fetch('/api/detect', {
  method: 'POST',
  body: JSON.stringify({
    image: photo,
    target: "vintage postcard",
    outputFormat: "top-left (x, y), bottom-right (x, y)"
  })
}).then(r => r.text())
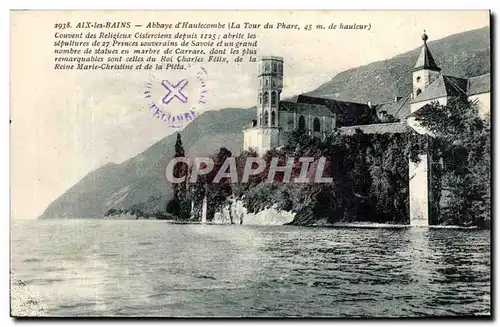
top-left (10, 10), bottom-right (491, 318)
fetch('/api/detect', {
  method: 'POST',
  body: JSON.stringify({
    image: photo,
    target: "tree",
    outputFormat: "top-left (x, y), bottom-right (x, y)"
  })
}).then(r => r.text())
top-left (208, 147), bottom-right (234, 221)
top-left (166, 133), bottom-right (189, 218)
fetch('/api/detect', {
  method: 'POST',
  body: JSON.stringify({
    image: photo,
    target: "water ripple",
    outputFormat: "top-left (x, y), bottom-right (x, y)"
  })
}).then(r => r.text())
top-left (10, 220), bottom-right (491, 317)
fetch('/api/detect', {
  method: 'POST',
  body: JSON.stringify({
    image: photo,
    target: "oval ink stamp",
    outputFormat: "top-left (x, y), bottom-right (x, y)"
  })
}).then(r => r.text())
top-left (144, 64), bottom-right (208, 128)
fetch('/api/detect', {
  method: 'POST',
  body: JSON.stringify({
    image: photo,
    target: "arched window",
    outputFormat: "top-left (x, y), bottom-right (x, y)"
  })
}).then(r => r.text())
top-left (313, 117), bottom-right (321, 132)
top-left (263, 92), bottom-right (269, 106)
top-left (259, 92), bottom-right (262, 105)
top-left (416, 88), bottom-right (422, 96)
top-left (272, 62), bottom-right (277, 72)
top-left (265, 62), bottom-right (269, 72)
top-left (416, 76), bottom-right (421, 82)
top-left (271, 92), bottom-right (276, 106)
top-left (264, 111), bottom-right (269, 126)
top-left (265, 79), bottom-right (269, 87)
top-left (298, 115), bottom-right (306, 131)
top-left (271, 111), bottom-right (276, 126)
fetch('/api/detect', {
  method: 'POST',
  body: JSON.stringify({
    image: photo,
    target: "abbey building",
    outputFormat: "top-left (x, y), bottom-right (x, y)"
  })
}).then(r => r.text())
top-left (243, 32), bottom-right (490, 226)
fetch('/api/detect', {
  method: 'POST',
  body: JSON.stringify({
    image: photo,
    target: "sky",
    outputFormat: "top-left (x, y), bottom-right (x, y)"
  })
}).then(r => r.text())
top-left (10, 10), bottom-right (489, 219)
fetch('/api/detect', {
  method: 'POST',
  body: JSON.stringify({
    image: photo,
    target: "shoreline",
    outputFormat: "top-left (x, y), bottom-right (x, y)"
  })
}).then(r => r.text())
top-left (168, 220), bottom-right (484, 230)
top-left (33, 217), bottom-right (487, 230)
top-left (310, 222), bottom-right (482, 230)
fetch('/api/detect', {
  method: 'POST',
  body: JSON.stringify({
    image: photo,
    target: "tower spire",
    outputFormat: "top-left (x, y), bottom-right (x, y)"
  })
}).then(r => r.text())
top-left (414, 30), bottom-right (440, 71)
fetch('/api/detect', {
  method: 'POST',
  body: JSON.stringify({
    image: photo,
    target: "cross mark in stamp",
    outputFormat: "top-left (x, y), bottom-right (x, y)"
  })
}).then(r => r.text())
top-left (162, 79), bottom-right (189, 105)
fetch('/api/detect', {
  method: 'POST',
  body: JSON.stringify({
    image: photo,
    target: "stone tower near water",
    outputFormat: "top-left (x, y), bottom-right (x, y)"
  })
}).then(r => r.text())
top-left (408, 31), bottom-right (441, 227)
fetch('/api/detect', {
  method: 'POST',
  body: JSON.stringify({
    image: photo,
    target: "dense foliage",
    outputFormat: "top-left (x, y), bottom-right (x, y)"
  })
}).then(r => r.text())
top-left (169, 130), bottom-right (414, 225)
top-left (279, 130), bottom-right (413, 224)
top-left (413, 99), bottom-right (490, 227)
top-left (165, 133), bottom-right (190, 219)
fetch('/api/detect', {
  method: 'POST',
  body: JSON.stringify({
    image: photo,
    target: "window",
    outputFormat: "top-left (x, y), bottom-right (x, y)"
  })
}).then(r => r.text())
top-left (271, 92), bottom-right (276, 106)
top-left (264, 111), bottom-right (269, 126)
top-left (265, 79), bottom-right (269, 87)
top-left (271, 111), bottom-right (276, 126)
top-left (416, 88), bottom-right (422, 96)
top-left (265, 62), bottom-right (269, 72)
top-left (313, 117), bottom-right (321, 132)
top-left (298, 115), bottom-right (306, 131)
top-left (259, 92), bottom-right (262, 105)
top-left (416, 76), bottom-right (421, 82)
top-left (272, 62), bottom-right (277, 72)
top-left (263, 92), bottom-right (269, 106)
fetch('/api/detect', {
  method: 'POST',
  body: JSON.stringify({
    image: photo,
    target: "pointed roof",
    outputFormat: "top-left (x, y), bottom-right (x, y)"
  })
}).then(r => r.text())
top-left (413, 31), bottom-right (441, 72)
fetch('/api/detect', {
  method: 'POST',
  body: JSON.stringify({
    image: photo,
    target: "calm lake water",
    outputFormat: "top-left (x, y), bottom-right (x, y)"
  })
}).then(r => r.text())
top-left (11, 219), bottom-right (490, 317)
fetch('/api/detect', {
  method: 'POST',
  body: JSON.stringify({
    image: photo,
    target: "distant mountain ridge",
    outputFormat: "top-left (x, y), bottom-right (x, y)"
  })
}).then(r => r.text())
top-left (307, 26), bottom-right (490, 104)
top-left (39, 26), bottom-right (490, 219)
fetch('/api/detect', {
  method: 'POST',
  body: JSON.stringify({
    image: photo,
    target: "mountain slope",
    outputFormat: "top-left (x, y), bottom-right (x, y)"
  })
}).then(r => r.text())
top-left (39, 26), bottom-right (490, 219)
top-left (40, 108), bottom-right (255, 218)
top-left (308, 27), bottom-right (490, 103)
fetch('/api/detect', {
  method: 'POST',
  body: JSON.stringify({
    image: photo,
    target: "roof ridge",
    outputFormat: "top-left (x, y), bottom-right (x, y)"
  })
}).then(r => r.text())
top-left (442, 74), bottom-right (467, 80)
top-left (298, 94), bottom-right (367, 106)
top-left (469, 72), bottom-right (491, 80)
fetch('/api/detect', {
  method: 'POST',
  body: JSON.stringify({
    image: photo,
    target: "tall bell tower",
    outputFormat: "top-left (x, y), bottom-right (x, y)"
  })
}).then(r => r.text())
top-left (257, 56), bottom-right (283, 129)
top-left (242, 57), bottom-right (284, 155)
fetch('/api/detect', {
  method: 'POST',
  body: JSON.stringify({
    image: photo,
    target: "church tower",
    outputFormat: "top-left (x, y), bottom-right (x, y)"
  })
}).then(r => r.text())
top-left (243, 57), bottom-right (284, 155)
top-left (412, 31), bottom-right (441, 99)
